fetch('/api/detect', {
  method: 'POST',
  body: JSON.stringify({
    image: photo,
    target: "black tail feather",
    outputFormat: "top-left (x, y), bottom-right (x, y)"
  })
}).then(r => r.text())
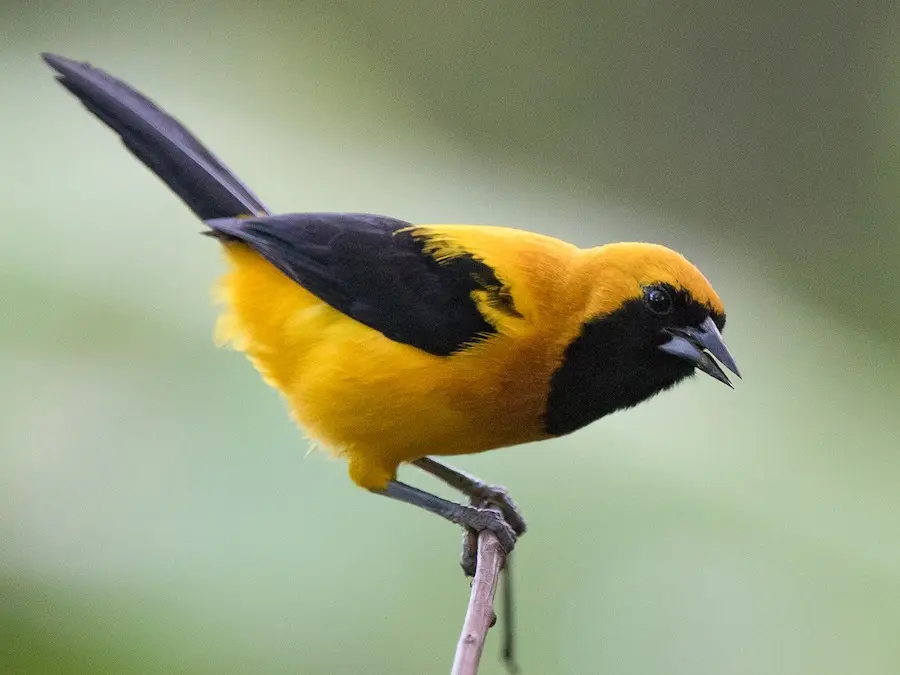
top-left (43, 53), bottom-right (270, 220)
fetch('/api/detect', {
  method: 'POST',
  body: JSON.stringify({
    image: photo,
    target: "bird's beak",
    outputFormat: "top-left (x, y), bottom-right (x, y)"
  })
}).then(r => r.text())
top-left (658, 316), bottom-right (741, 387)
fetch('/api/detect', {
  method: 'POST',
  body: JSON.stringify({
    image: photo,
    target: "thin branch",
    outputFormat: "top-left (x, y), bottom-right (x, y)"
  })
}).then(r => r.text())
top-left (451, 524), bottom-right (506, 675)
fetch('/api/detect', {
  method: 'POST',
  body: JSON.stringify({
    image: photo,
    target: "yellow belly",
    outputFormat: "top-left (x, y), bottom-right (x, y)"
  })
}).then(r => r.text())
top-left (214, 243), bottom-right (559, 490)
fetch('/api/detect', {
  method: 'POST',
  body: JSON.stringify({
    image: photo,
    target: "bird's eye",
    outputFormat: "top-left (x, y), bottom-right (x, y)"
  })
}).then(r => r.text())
top-left (644, 286), bottom-right (673, 315)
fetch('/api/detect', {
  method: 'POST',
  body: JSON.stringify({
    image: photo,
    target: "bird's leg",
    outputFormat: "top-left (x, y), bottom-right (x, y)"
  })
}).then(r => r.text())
top-left (374, 481), bottom-right (518, 558)
top-left (413, 457), bottom-right (526, 578)
top-left (410, 458), bottom-right (522, 673)
top-left (413, 457), bottom-right (526, 536)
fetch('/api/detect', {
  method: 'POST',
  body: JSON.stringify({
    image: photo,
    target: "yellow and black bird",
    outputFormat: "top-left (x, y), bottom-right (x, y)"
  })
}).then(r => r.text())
top-left (43, 54), bottom-right (739, 568)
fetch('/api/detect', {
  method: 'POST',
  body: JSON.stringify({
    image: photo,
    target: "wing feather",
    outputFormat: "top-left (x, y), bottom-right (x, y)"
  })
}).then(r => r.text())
top-left (207, 213), bottom-right (519, 355)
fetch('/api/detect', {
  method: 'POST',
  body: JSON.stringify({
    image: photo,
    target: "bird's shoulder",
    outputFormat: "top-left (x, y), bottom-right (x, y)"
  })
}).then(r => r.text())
top-left (407, 223), bottom-right (587, 327)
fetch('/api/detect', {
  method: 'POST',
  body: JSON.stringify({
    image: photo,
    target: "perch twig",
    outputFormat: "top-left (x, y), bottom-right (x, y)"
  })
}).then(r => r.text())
top-left (451, 515), bottom-right (508, 675)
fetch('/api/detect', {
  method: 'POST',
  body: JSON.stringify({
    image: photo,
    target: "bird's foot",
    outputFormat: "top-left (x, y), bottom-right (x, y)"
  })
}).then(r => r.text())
top-left (468, 483), bottom-right (527, 537)
top-left (461, 530), bottom-right (478, 577)
top-left (458, 505), bottom-right (518, 577)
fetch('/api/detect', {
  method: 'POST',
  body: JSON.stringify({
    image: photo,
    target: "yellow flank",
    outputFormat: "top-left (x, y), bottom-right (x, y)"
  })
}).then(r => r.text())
top-left (214, 226), bottom-right (722, 490)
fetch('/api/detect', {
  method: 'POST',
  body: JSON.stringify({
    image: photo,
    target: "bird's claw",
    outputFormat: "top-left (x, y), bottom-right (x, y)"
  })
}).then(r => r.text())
top-left (459, 484), bottom-right (526, 576)
top-left (461, 530), bottom-right (478, 577)
top-left (469, 483), bottom-right (527, 536)
top-left (458, 506), bottom-right (518, 577)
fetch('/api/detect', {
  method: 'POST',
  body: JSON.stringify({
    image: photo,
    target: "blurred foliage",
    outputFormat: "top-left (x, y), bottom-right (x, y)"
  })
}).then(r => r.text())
top-left (2, 1), bottom-right (900, 673)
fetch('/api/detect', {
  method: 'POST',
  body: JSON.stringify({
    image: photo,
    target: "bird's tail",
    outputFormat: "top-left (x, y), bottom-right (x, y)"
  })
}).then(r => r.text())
top-left (42, 53), bottom-right (270, 221)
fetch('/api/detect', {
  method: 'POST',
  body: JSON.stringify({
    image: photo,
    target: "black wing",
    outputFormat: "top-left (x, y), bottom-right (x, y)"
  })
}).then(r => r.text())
top-left (43, 53), bottom-right (269, 220)
top-left (207, 213), bottom-right (516, 356)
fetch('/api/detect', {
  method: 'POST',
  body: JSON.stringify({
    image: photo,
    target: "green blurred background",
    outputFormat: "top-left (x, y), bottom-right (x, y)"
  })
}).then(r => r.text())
top-left (3, 1), bottom-right (900, 673)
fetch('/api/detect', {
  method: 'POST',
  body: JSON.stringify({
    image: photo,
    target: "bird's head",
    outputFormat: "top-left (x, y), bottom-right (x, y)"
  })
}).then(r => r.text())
top-left (545, 242), bottom-right (739, 436)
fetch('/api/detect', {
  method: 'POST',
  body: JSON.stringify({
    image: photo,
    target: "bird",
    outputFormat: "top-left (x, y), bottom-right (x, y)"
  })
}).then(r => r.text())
top-left (42, 53), bottom-right (739, 573)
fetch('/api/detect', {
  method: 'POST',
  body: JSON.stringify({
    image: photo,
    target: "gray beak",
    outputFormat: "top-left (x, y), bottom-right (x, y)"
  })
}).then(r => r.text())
top-left (658, 316), bottom-right (741, 387)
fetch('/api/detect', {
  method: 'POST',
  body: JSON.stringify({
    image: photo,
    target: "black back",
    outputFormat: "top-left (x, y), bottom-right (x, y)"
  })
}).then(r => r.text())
top-left (208, 213), bottom-right (520, 356)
